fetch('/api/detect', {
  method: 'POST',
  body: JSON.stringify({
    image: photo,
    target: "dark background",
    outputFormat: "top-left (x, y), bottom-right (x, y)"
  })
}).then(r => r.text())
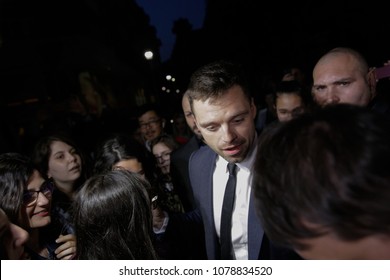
top-left (1, 0), bottom-right (389, 153)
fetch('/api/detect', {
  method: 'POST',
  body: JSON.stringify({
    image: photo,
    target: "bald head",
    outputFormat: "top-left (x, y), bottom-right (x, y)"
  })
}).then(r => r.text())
top-left (312, 47), bottom-right (375, 107)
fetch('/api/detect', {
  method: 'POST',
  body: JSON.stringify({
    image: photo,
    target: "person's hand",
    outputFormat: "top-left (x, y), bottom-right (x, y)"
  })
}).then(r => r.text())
top-left (152, 205), bottom-right (167, 231)
top-left (55, 234), bottom-right (77, 260)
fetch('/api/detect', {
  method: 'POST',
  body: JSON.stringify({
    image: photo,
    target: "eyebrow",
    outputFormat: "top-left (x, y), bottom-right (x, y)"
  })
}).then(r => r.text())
top-left (26, 180), bottom-right (46, 191)
top-left (314, 76), bottom-right (354, 86)
top-left (198, 110), bottom-right (249, 128)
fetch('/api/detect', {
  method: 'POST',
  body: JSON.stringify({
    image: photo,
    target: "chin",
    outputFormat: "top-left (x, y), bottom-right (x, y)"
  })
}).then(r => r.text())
top-left (71, 174), bottom-right (81, 181)
top-left (31, 217), bottom-right (51, 228)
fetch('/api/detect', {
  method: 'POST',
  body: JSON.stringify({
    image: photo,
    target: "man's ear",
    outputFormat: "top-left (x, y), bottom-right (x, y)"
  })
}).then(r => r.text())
top-left (250, 97), bottom-right (257, 119)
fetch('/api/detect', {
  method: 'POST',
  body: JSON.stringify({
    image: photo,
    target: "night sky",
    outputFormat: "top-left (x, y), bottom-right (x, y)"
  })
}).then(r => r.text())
top-left (135, 0), bottom-right (206, 61)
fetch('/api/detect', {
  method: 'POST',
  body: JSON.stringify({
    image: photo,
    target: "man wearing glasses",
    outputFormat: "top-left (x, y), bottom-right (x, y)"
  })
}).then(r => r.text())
top-left (136, 104), bottom-right (168, 152)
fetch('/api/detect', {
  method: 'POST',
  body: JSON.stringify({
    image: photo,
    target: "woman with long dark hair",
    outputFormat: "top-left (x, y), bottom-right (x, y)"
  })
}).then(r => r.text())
top-left (73, 170), bottom-right (158, 259)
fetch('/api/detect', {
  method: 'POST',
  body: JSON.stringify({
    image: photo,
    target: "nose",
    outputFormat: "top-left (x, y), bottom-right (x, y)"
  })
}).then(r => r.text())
top-left (221, 125), bottom-right (237, 143)
top-left (68, 152), bottom-right (78, 163)
top-left (284, 114), bottom-right (293, 122)
top-left (36, 191), bottom-right (50, 206)
top-left (324, 88), bottom-right (340, 105)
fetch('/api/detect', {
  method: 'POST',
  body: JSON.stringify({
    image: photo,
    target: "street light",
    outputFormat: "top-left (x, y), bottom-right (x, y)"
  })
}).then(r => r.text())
top-left (144, 50), bottom-right (157, 102)
top-left (144, 50), bottom-right (154, 60)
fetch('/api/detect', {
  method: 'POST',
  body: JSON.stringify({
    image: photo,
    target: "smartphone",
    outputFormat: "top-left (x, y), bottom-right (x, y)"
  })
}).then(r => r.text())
top-left (375, 64), bottom-right (390, 80)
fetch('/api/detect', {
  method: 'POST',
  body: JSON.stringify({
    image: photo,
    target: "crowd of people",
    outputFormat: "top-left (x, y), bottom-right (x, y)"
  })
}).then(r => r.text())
top-left (1, 47), bottom-right (390, 260)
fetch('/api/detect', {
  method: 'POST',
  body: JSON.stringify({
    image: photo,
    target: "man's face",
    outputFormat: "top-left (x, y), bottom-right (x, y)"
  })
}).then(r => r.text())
top-left (192, 85), bottom-right (257, 163)
top-left (312, 53), bottom-right (372, 107)
top-left (182, 95), bottom-right (202, 138)
top-left (138, 110), bottom-right (164, 142)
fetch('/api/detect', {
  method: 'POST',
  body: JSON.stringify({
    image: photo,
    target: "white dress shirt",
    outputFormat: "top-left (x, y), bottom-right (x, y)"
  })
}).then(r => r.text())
top-left (213, 139), bottom-right (257, 260)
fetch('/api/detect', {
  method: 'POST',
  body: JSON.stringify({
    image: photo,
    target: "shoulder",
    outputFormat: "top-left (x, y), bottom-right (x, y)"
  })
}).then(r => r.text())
top-left (172, 136), bottom-right (201, 160)
top-left (190, 144), bottom-right (214, 162)
top-left (189, 145), bottom-right (217, 175)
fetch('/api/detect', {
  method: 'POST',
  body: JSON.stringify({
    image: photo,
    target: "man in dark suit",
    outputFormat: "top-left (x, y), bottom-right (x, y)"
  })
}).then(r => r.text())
top-left (170, 90), bottom-right (204, 212)
top-left (186, 60), bottom-right (300, 260)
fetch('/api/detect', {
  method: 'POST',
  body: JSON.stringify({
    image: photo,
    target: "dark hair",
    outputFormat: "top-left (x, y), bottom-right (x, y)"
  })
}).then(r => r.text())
top-left (73, 170), bottom-right (158, 259)
top-left (0, 153), bottom-right (34, 223)
top-left (252, 104), bottom-right (390, 250)
top-left (187, 60), bottom-right (252, 106)
top-left (31, 132), bottom-right (88, 186)
top-left (273, 80), bottom-right (312, 107)
top-left (135, 103), bottom-right (163, 120)
top-left (150, 134), bottom-right (180, 153)
top-left (93, 133), bottom-right (156, 179)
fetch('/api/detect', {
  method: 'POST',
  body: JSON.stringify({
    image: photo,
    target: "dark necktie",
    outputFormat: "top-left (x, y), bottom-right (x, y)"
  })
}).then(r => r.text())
top-left (220, 163), bottom-right (237, 259)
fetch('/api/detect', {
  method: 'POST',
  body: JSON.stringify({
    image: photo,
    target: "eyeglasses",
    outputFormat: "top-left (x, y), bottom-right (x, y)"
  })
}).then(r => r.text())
top-left (23, 181), bottom-right (54, 207)
top-left (154, 152), bottom-right (171, 162)
top-left (139, 119), bottom-right (161, 129)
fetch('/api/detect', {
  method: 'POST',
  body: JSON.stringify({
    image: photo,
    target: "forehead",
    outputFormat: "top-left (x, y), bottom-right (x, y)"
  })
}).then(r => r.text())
top-left (182, 96), bottom-right (191, 111)
top-left (152, 142), bottom-right (171, 153)
top-left (114, 159), bottom-right (142, 171)
top-left (192, 86), bottom-right (250, 121)
top-left (139, 110), bottom-right (159, 121)
top-left (26, 170), bottom-right (45, 190)
top-left (50, 140), bottom-right (72, 153)
top-left (276, 94), bottom-right (303, 107)
top-left (314, 53), bottom-right (360, 79)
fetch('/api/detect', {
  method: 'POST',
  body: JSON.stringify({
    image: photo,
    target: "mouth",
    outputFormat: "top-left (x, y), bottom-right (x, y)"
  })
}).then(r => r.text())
top-left (34, 210), bottom-right (50, 217)
top-left (222, 144), bottom-right (242, 156)
top-left (69, 165), bottom-right (80, 172)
